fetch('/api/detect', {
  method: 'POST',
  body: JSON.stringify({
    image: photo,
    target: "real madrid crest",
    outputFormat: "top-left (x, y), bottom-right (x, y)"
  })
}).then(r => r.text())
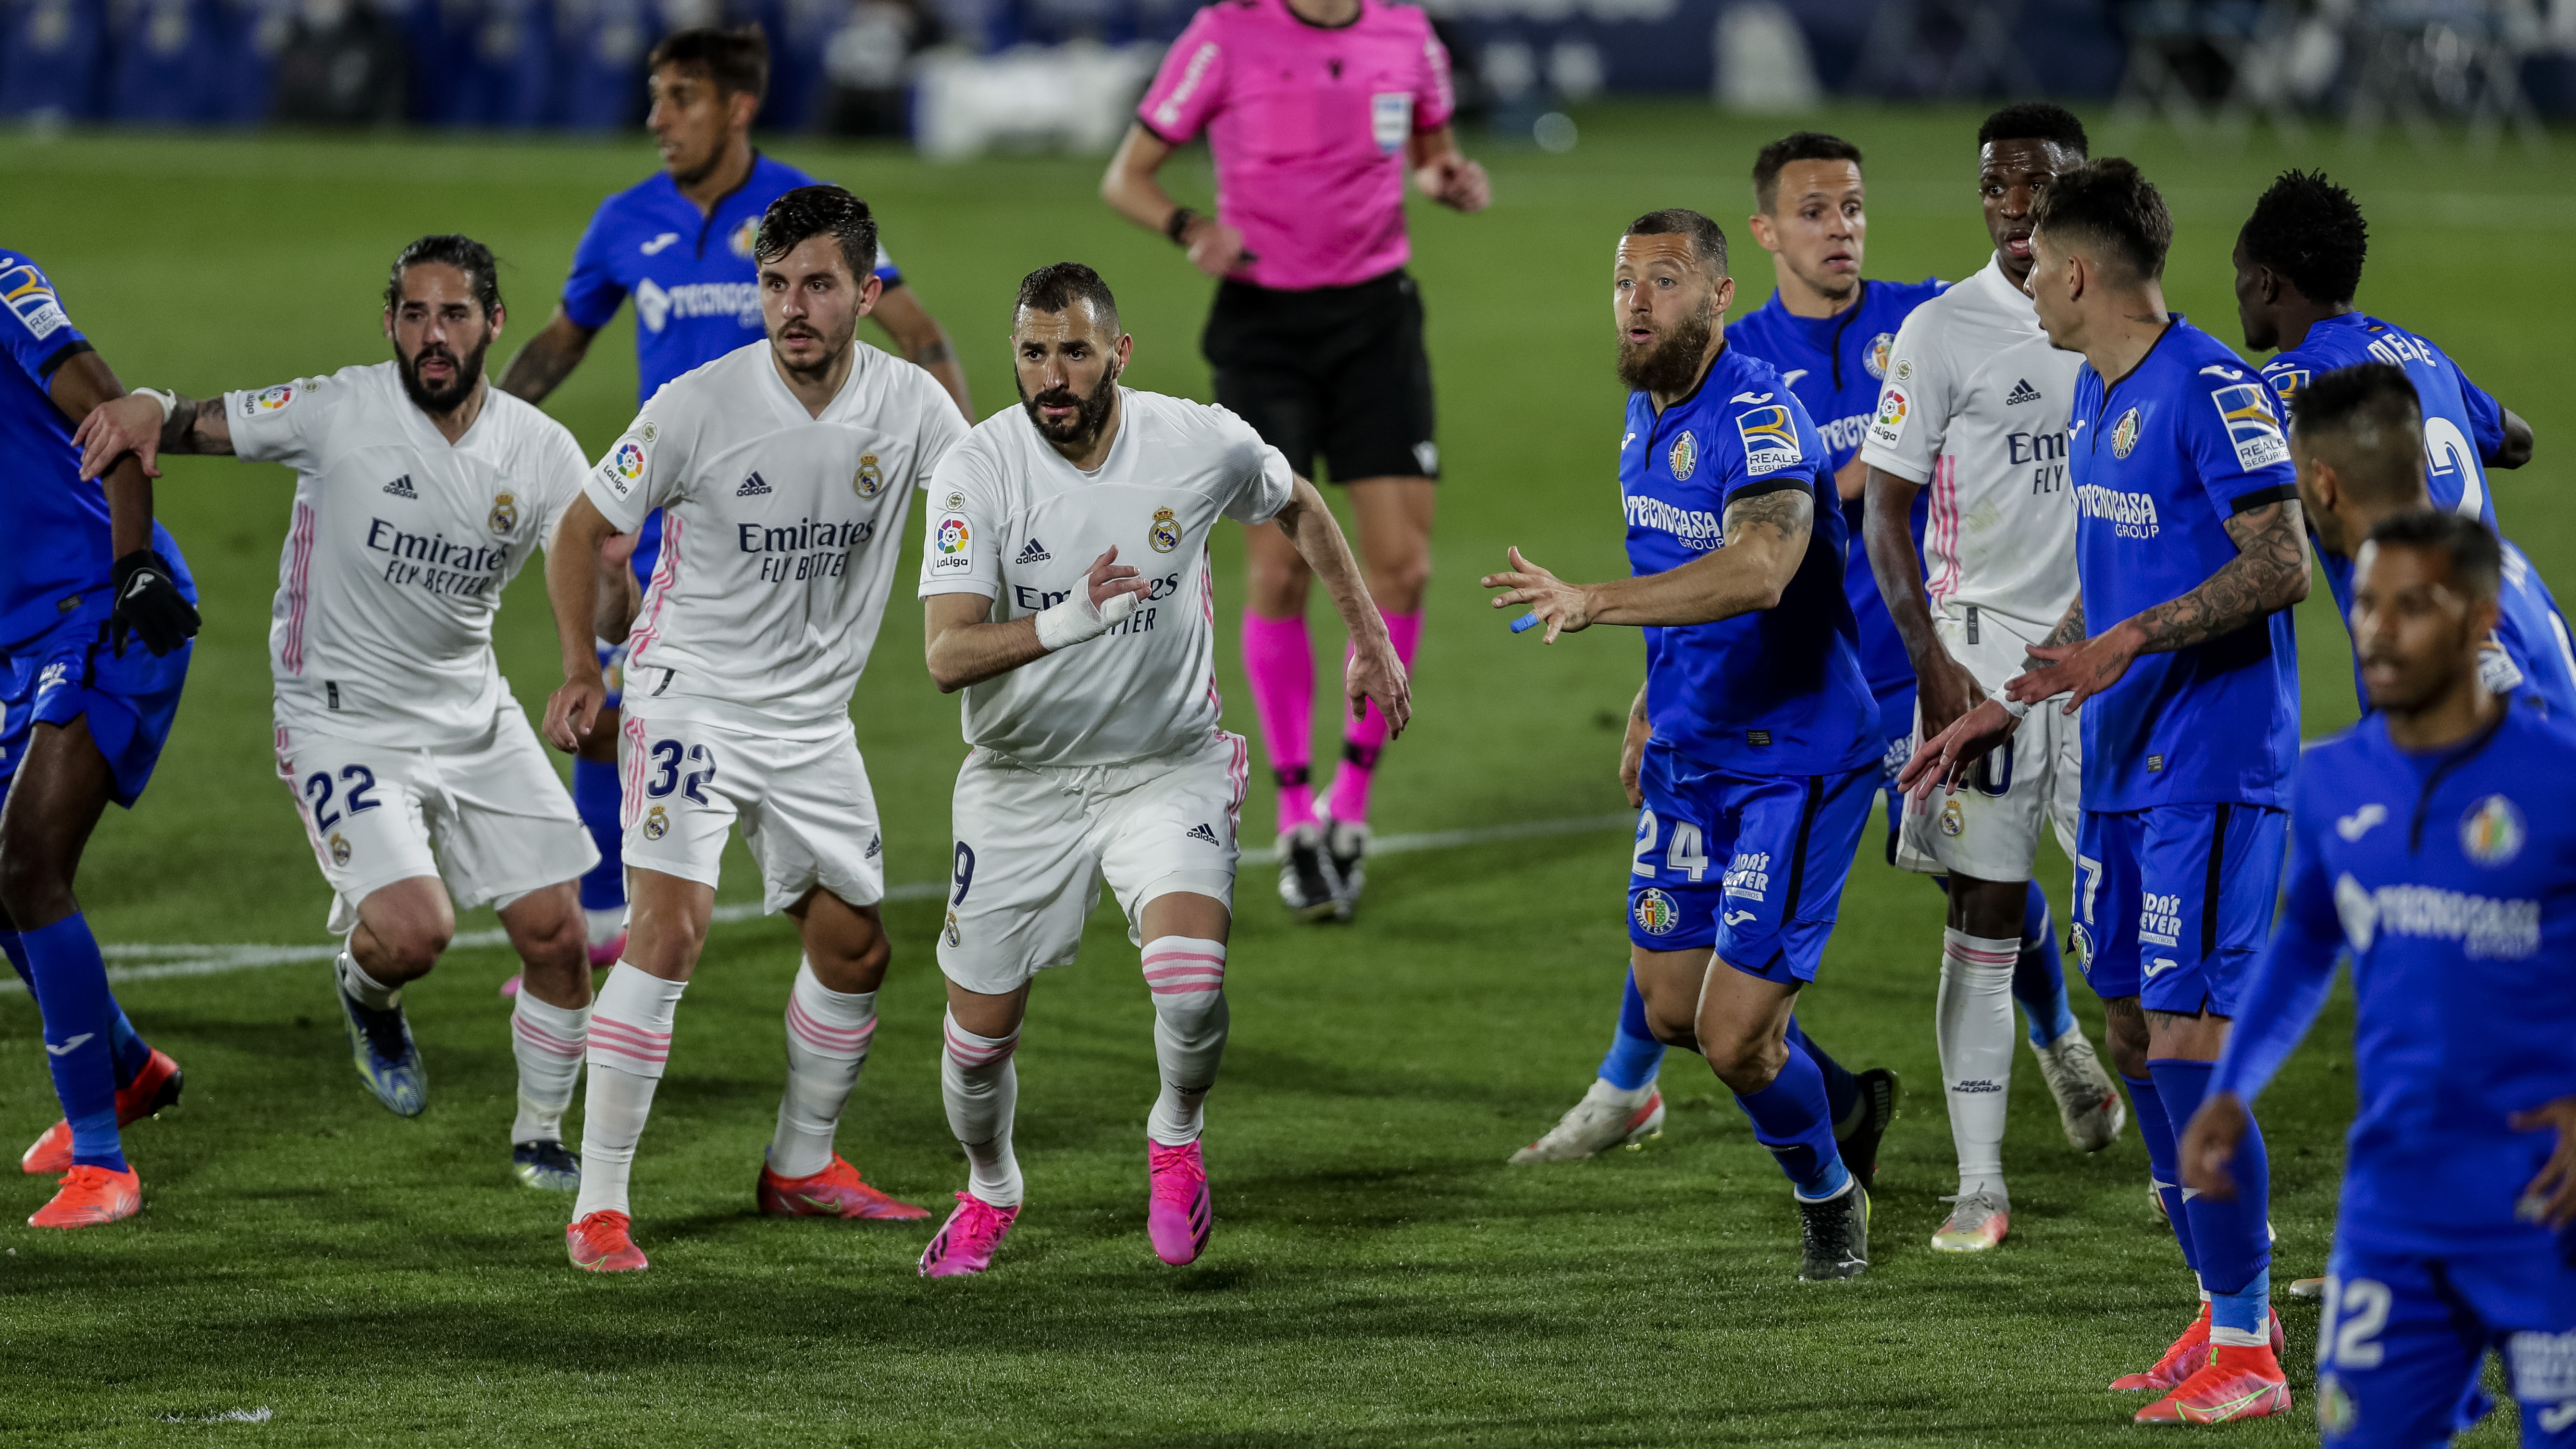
top-left (2111, 408), bottom-right (2142, 460)
top-left (643, 805), bottom-right (669, 842)
top-left (328, 832), bottom-right (351, 867)
top-left (1938, 798), bottom-right (1965, 837)
top-left (1148, 506), bottom-right (1181, 554)
top-left (1667, 431), bottom-right (1697, 481)
top-left (488, 491), bottom-right (519, 536)
top-left (854, 452), bottom-right (883, 498)
top-left (943, 908), bottom-right (962, 948)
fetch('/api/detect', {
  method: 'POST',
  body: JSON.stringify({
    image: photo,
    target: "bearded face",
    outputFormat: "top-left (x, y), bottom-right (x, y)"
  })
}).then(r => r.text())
top-left (396, 323), bottom-right (492, 416)
top-left (1616, 298), bottom-right (1715, 396)
top-left (1016, 356), bottom-right (1121, 450)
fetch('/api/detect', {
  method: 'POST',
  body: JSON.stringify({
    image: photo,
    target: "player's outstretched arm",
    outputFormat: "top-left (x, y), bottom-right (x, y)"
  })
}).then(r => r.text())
top-left (867, 287), bottom-right (972, 421)
top-left (1101, 124), bottom-right (1251, 280)
top-left (1483, 485), bottom-right (1813, 642)
top-left (52, 352), bottom-right (200, 656)
top-left (2007, 500), bottom-right (2311, 715)
top-left (498, 307), bottom-right (600, 406)
top-left (1863, 465), bottom-right (1981, 740)
top-left (2493, 407), bottom-right (2534, 470)
top-left (1273, 476), bottom-right (1409, 736)
top-left (1895, 592), bottom-right (2078, 803)
top-left (1406, 127), bottom-right (1491, 214)
top-left (543, 494), bottom-right (619, 751)
top-left (73, 384), bottom-right (233, 482)
top-left (924, 547), bottom-right (1147, 694)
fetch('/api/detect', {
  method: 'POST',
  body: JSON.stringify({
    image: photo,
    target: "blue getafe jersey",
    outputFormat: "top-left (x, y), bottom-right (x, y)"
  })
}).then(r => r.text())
top-left (2492, 541), bottom-right (2576, 718)
top-left (1727, 277), bottom-right (1945, 711)
top-left (2262, 311), bottom-right (2509, 622)
top-left (2068, 319), bottom-right (2301, 810)
top-left (1623, 344), bottom-right (1880, 776)
top-left (0, 247), bottom-right (194, 651)
top-left (562, 152), bottom-right (904, 404)
top-left (2216, 705), bottom-right (2576, 1256)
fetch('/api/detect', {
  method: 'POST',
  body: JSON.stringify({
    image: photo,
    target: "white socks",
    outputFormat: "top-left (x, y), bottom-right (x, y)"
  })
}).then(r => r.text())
top-left (508, 991), bottom-right (590, 1144)
top-left (1936, 927), bottom-right (2019, 1200)
top-left (941, 1011), bottom-right (1023, 1207)
top-left (1141, 936), bottom-right (1228, 1146)
top-left (337, 947), bottom-right (401, 1011)
top-left (768, 959), bottom-right (878, 1180)
top-left (574, 962), bottom-right (687, 1221)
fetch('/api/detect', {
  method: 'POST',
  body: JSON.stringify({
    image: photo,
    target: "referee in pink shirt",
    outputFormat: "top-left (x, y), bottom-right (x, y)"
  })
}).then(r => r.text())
top-left (1103, 0), bottom-right (1490, 923)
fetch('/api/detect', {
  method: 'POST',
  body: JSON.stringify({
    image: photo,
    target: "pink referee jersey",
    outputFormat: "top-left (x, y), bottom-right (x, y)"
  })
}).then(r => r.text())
top-left (1137, 0), bottom-right (1456, 293)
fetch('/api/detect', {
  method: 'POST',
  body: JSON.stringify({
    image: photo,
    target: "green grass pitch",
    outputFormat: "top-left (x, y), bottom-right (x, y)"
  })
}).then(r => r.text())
top-left (3, 105), bottom-right (2570, 1445)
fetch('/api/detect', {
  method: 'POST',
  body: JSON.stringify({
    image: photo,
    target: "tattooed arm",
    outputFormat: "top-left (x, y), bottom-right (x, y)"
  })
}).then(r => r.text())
top-left (2018, 594), bottom-right (2086, 674)
top-left (1481, 483), bottom-right (1814, 642)
top-left (72, 388), bottom-right (233, 480)
top-left (498, 307), bottom-right (599, 405)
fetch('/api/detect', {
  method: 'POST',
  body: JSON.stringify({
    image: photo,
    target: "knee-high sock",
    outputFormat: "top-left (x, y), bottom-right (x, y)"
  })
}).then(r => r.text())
top-left (1597, 968), bottom-right (1666, 1091)
top-left (22, 915), bottom-right (127, 1171)
top-left (769, 959), bottom-right (877, 1178)
top-left (941, 1011), bottom-right (1023, 1207)
top-left (572, 755), bottom-right (627, 915)
top-left (1142, 937), bottom-right (1229, 1144)
top-left (2126, 1069), bottom-right (2199, 1274)
top-left (1732, 1040), bottom-right (1850, 1201)
top-left (509, 991), bottom-right (590, 1144)
top-left (573, 963), bottom-right (686, 1220)
top-left (5, 927), bottom-right (146, 1089)
top-left (2013, 885), bottom-right (2077, 1049)
top-left (1240, 610), bottom-right (1316, 829)
top-left (1325, 608), bottom-right (1423, 826)
top-left (1937, 928), bottom-right (2019, 1198)
top-left (2151, 1057), bottom-right (2272, 1334)
top-left (1784, 1015), bottom-right (1861, 1133)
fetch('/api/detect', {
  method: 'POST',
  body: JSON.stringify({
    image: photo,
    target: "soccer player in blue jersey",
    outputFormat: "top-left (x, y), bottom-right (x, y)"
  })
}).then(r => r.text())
top-left (2234, 168), bottom-right (2532, 632)
top-left (0, 245), bottom-right (199, 1228)
top-left (1904, 160), bottom-right (2308, 1418)
top-left (2291, 363), bottom-right (2576, 720)
top-left (499, 24), bottom-right (972, 969)
top-left (1485, 209), bottom-right (1882, 1279)
top-left (2180, 510), bottom-right (2576, 1444)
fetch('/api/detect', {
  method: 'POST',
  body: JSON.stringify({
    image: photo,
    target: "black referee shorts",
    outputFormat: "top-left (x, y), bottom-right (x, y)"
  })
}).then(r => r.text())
top-left (1201, 268), bottom-right (1438, 483)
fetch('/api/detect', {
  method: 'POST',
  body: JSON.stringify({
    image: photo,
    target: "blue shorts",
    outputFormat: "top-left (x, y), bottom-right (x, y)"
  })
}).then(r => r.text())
top-left (9, 614), bottom-right (192, 809)
top-left (1626, 743), bottom-right (1876, 983)
top-left (2316, 1238), bottom-right (2576, 1448)
top-left (597, 640), bottom-right (628, 713)
top-left (1877, 728), bottom-right (1913, 866)
top-left (2071, 803), bottom-right (2283, 1014)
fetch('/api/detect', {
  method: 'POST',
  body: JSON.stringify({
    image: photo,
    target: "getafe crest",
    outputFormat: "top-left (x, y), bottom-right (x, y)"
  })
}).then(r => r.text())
top-left (1667, 431), bottom-right (1697, 482)
top-left (488, 491), bottom-right (519, 536)
top-left (729, 217), bottom-right (758, 260)
top-left (1863, 332), bottom-right (1895, 380)
top-left (855, 452), bottom-right (883, 498)
top-left (2460, 794), bottom-right (2526, 866)
top-left (643, 805), bottom-right (669, 842)
top-left (1633, 888), bottom-right (1680, 936)
top-left (2111, 408), bottom-right (2142, 460)
top-left (1148, 506), bottom-right (1181, 554)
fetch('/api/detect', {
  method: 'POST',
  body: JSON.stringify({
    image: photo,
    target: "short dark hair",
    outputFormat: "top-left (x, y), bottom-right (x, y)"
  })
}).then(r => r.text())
top-left (1015, 262), bottom-right (1121, 332)
top-left (2365, 508), bottom-right (2504, 601)
top-left (648, 24), bottom-right (768, 101)
top-left (1752, 132), bottom-right (1863, 214)
top-left (754, 186), bottom-right (879, 279)
top-left (1978, 102), bottom-right (2089, 157)
top-left (2241, 169), bottom-right (2367, 306)
top-left (2030, 158), bottom-right (2170, 282)
top-left (1624, 208), bottom-right (1729, 278)
top-left (385, 234), bottom-right (502, 319)
top-left (2291, 363), bottom-right (2423, 502)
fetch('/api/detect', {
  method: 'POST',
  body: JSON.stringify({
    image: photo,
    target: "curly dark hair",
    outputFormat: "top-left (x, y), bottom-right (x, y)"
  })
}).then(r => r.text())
top-left (384, 234), bottom-right (502, 318)
top-left (1977, 102), bottom-right (2089, 157)
top-left (2241, 169), bottom-right (2367, 306)
top-left (754, 185), bottom-right (879, 280)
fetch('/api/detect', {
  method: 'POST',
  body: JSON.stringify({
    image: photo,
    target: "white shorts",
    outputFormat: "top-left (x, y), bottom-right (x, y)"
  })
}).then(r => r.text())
top-left (938, 731), bottom-right (1249, 996)
top-left (619, 712), bottom-right (884, 916)
top-left (1895, 610), bottom-right (2081, 883)
top-left (277, 706), bottom-right (598, 937)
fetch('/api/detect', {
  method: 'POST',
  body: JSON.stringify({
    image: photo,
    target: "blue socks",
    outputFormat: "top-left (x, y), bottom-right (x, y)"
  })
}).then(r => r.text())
top-left (1597, 968), bottom-right (1667, 1091)
top-left (7, 926), bottom-right (148, 1091)
top-left (572, 755), bottom-right (626, 915)
top-left (1734, 1041), bottom-right (1851, 1201)
top-left (2013, 885), bottom-right (2077, 1049)
top-left (21, 915), bottom-right (129, 1171)
top-left (2149, 1057), bottom-right (2272, 1321)
top-left (1785, 1015), bottom-right (1861, 1132)
top-left (2127, 1071), bottom-right (2198, 1274)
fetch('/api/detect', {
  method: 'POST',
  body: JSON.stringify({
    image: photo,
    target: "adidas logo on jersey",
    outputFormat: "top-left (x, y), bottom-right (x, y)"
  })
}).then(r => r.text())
top-left (1016, 538), bottom-right (1052, 564)
top-left (737, 471), bottom-right (772, 497)
top-left (383, 474), bottom-right (418, 498)
top-left (2005, 379), bottom-right (2042, 406)
top-left (1186, 823), bottom-right (1219, 845)
top-left (864, 834), bottom-right (881, 859)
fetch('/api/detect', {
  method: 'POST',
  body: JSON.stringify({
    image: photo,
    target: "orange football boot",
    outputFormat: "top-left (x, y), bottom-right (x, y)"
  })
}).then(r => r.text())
top-left (757, 1154), bottom-right (930, 1220)
top-left (21, 1047), bottom-right (185, 1176)
top-left (2134, 1342), bottom-right (2292, 1424)
top-left (28, 1164), bottom-right (142, 1228)
top-left (2113, 1303), bottom-right (2285, 1392)
top-left (566, 1210), bottom-right (648, 1272)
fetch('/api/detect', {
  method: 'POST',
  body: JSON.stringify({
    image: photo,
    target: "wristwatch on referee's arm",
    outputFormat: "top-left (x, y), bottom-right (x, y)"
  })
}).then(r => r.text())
top-left (1164, 208), bottom-right (1199, 246)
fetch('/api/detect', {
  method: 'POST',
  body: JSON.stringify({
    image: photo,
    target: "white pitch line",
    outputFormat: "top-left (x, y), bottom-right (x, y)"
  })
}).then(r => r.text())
top-left (0, 813), bottom-right (1633, 995)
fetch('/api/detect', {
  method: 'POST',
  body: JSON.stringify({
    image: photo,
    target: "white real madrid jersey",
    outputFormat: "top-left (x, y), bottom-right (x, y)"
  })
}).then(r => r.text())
top-left (585, 340), bottom-right (968, 738)
top-left (918, 388), bottom-right (1294, 768)
top-left (229, 363), bottom-right (586, 747)
top-left (1858, 254), bottom-right (2083, 640)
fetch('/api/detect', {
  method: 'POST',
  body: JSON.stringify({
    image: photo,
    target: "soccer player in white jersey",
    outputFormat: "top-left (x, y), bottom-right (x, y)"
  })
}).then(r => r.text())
top-left (914, 264), bottom-right (1407, 1277)
top-left (1858, 104), bottom-right (2122, 1253)
top-left (541, 186), bottom-right (968, 1273)
top-left (72, 236), bottom-right (604, 1188)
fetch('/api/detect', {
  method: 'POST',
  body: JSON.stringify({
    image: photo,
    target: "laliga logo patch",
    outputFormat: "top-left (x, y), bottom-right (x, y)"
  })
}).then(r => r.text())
top-left (328, 832), bottom-right (351, 867)
top-left (935, 514), bottom-right (970, 555)
top-left (487, 491), bottom-right (518, 536)
top-left (855, 452), bottom-right (883, 498)
top-left (1863, 332), bottom-right (1894, 381)
top-left (1666, 431), bottom-right (1697, 481)
top-left (255, 384), bottom-right (295, 412)
top-left (1938, 798), bottom-right (1965, 837)
top-left (1633, 888), bottom-right (1681, 937)
top-left (643, 805), bottom-right (669, 842)
top-left (2110, 407), bottom-right (2142, 460)
top-left (1148, 506), bottom-right (1182, 554)
top-left (729, 217), bottom-right (758, 260)
top-left (2460, 794), bottom-right (2526, 867)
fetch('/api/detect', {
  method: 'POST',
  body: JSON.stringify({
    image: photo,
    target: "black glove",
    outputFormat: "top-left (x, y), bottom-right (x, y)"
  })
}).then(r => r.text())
top-left (110, 550), bottom-right (200, 658)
